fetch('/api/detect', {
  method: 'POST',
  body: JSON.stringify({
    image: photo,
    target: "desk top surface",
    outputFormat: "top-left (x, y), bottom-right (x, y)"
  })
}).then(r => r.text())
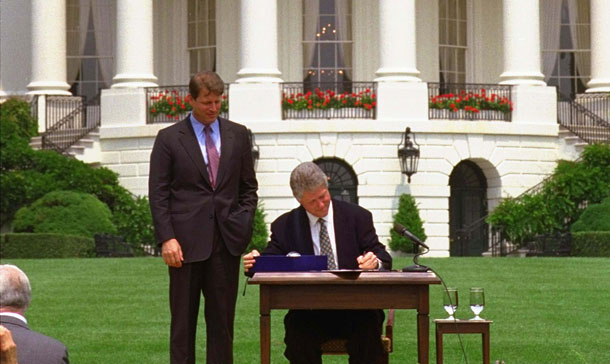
top-left (248, 270), bottom-right (441, 285)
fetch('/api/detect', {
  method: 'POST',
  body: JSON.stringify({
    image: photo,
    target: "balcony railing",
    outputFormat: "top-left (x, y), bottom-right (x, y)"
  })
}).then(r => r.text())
top-left (575, 92), bottom-right (610, 123)
top-left (428, 83), bottom-right (512, 122)
top-left (558, 92), bottom-right (610, 144)
top-left (146, 85), bottom-right (229, 124)
top-left (281, 82), bottom-right (377, 120)
top-left (41, 94), bottom-right (101, 153)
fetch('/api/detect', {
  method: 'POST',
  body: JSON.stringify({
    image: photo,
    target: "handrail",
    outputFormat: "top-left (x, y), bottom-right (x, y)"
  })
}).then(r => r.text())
top-left (42, 93), bottom-right (101, 154)
top-left (557, 92), bottom-right (610, 144)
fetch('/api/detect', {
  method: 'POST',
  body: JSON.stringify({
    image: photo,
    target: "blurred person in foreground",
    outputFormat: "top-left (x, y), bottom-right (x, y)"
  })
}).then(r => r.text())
top-left (243, 162), bottom-right (392, 364)
top-left (0, 324), bottom-right (18, 364)
top-left (0, 264), bottom-right (69, 364)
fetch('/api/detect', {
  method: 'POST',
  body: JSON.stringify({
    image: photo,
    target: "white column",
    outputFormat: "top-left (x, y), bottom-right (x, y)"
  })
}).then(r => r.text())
top-left (230, 0), bottom-right (282, 123)
top-left (374, 0), bottom-right (427, 121)
top-left (112, 0), bottom-right (158, 88)
top-left (235, 0), bottom-right (282, 82)
top-left (375, 0), bottom-right (421, 82)
top-left (586, 0), bottom-right (610, 92)
top-left (499, 0), bottom-right (545, 86)
top-left (27, 0), bottom-right (70, 95)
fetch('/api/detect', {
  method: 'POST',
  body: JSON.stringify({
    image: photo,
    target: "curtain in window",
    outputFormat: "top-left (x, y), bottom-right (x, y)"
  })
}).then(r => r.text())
top-left (67, 0), bottom-right (90, 85)
top-left (334, 0), bottom-right (351, 80)
top-left (303, 0), bottom-right (320, 77)
top-left (91, 0), bottom-right (115, 89)
top-left (540, 0), bottom-right (563, 82)
top-left (567, 0), bottom-right (590, 80)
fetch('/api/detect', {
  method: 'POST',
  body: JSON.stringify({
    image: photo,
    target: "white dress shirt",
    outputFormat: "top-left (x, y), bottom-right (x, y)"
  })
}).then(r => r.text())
top-left (305, 200), bottom-right (339, 267)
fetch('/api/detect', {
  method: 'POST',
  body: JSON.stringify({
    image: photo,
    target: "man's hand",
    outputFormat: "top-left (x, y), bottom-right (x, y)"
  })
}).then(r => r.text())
top-left (162, 238), bottom-right (184, 268)
top-left (243, 250), bottom-right (260, 272)
top-left (0, 325), bottom-right (18, 364)
top-left (357, 251), bottom-right (379, 270)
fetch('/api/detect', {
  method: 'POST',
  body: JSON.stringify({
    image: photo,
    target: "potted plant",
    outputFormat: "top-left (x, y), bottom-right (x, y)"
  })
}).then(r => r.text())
top-left (149, 90), bottom-right (228, 120)
top-left (429, 88), bottom-right (513, 119)
top-left (282, 88), bottom-right (376, 118)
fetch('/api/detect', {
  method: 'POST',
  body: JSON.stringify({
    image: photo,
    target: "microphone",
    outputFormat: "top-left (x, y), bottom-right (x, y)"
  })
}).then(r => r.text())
top-left (394, 223), bottom-right (429, 250)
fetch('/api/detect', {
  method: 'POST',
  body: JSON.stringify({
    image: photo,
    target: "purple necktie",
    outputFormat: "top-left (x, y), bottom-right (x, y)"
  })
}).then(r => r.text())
top-left (204, 126), bottom-right (219, 188)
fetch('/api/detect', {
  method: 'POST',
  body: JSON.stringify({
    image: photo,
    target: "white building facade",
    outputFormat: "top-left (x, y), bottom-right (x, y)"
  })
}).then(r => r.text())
top-left (1, 0), bottom-right (609, 256)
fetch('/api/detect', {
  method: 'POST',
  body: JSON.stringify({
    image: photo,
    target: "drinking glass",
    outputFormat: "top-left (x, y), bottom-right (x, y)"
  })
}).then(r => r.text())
top-left (470, 287), bottom-right (485, 320)
top-left (443, 287), bottom-right (458, 320)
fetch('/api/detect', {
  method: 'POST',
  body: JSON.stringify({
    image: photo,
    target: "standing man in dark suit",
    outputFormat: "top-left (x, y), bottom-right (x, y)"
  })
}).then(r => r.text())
top-left (243, 162), bottom-right (392, 364)
top-left (149, 71), bottom-right (258, 364)
top-left (0, 264), bottom-right (70, 364)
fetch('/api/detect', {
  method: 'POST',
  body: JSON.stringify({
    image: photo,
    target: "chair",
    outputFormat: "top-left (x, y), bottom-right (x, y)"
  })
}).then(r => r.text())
top-left (321, 309), bottom-right (395, 364)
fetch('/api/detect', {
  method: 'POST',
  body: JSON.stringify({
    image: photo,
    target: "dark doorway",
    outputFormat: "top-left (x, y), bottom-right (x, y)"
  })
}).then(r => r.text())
top-left (314, 158), bottom-right (358, 204)
top-left (449, 160), bottom-right (488, 256)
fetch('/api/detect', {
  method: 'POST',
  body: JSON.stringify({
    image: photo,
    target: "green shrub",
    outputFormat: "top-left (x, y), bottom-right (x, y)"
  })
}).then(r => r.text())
top-left (112, 193), bottom-right (154, 255)
top-left (0, 97), bottom-right (38, 144)
top-left (389, 194), bottom-right (427, 253)
top-left (582, 143), bottom-right (610, 169)
top-left (571, 197), bottom-right (610, 233)
top-left (0, 233), bottom-right (95, 258)
top-left (571, 231), bottom-right (610, 257)
top-left (246, 203), bottom-right (269, 252)
top-left (13, 190), bottom-right (117, 238)
top-left (488, 144), bottom-right (610, 246)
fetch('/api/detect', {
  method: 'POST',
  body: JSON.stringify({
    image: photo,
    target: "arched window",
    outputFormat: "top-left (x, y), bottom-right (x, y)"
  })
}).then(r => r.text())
top-left (449, 160), bottom-right (488, 256)
top-left (314, 158), bottom-right (358, 204)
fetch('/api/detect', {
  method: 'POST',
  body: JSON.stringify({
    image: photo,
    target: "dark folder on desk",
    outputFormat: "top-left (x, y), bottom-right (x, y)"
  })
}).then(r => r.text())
top-left (251, 255), bottom-right (327, 273)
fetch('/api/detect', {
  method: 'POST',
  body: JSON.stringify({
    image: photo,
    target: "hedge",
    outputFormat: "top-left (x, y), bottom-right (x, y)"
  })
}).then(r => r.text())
top-left (13, 190), bottom-right (117, 238)
top-left (571, 231), bottom-right (610, 257)
top-left (0, 233), bottom-right (95, 258)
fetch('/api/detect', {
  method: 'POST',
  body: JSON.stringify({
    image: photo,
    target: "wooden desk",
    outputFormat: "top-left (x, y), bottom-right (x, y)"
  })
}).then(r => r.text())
top-left (435, 319), bottom-right (492, 364)
top-left (248, 271), bottom-right (441, 364)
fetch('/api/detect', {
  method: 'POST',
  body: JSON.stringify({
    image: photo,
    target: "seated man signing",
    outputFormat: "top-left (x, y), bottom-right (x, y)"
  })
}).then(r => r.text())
top-left (243, 162), bottom-right (392, 364)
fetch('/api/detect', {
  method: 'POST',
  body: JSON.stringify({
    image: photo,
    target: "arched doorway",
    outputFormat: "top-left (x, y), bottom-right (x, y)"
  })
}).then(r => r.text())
top-left (314, 158), bottom-right (358, 204)
top-left (449, 160), bottom-right (488, 256)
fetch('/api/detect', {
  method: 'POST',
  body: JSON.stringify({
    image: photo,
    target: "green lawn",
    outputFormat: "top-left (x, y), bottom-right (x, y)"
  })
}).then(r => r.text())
top-left (1, 257), bottom-right (608, 364)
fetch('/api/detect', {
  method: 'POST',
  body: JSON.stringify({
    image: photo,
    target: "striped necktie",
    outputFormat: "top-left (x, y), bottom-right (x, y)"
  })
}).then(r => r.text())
top-left (318, 218), bottom-right (337, 270)
top-left (204, 126), bottom-right (219, 188)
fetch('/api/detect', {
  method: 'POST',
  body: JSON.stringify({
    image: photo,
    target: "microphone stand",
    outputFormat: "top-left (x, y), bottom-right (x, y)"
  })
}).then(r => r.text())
top-left (402, 246), bottom-right (430, 272)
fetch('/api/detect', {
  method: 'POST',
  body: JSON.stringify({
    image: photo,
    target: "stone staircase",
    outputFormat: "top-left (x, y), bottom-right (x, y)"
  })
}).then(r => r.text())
top-left (30, 128), bottom-right (101, 164)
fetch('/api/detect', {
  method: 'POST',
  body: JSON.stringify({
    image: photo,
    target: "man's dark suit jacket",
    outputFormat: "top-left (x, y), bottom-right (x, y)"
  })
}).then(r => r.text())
top-left (262, 199), bottom-right (392, 269)
top-left (0, 315), bottom-right (69, 364)
top-left (149, 116), bottom-right (258, 261)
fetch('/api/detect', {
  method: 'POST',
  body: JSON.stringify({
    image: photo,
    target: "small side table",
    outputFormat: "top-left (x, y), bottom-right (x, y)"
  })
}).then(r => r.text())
top-left (435, 319), bottom-right (492, 364)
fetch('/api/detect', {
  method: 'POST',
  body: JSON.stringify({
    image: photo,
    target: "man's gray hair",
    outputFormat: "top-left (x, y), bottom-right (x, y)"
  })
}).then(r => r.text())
top-left (289, 162), bottom-right (329, 200)
top-left (0, 264), bottom-right (32, 311)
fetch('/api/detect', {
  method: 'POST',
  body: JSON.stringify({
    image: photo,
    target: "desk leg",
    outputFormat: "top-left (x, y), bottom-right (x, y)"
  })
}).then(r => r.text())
top-left (418, 286), bottom-right (430, 364)
top-left (259, 286), bottom-right (271, 364)
top-left (260, 312), bottom-right (270, 364)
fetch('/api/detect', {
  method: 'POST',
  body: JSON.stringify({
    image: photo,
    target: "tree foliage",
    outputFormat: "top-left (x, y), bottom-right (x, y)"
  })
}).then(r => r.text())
top-left (389, 194), bottom-right (427, 253)
top-left (1, 98), bottom-right (154, 252)
top-left (487, 143), bottom-right (610, 245)
top-left (246, 203), bottom-right (269, 252)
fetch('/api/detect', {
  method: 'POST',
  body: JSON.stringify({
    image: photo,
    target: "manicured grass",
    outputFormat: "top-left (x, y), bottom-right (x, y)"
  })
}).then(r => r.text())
top-left (1, 257), bottom-right (608, 363)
